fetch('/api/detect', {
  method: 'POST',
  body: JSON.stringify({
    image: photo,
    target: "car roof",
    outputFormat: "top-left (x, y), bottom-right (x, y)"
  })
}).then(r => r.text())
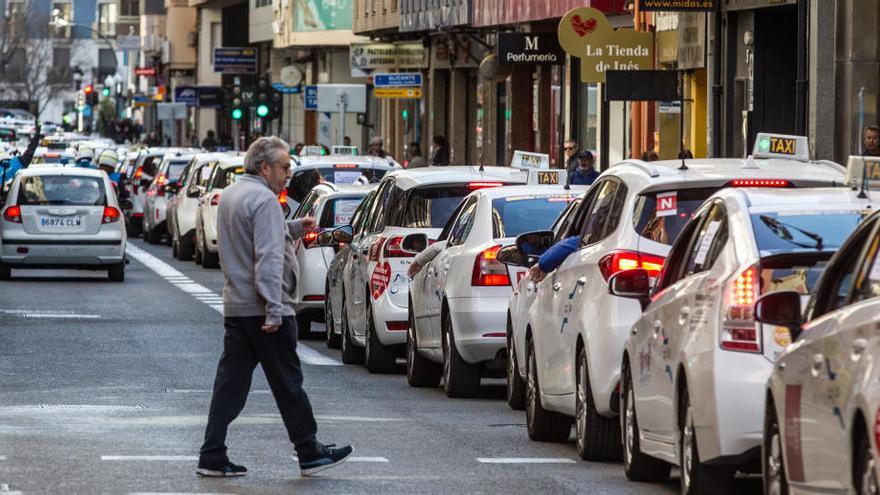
top-left (717, 187), bottom-right (880, 212)
top-left (386, 166), bottom-right (531, 190)
top-left (476, 184), bottom-right (587, 200)
top-left (216, 156), bottom-right (245, 168)
top-left (18, 166), bottom-right (105, 178)
top-left (293, 155), bottom-right (396, 168)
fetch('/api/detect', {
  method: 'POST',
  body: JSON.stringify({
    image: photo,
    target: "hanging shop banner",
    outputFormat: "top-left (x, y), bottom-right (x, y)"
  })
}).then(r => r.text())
top-left (350, 42), bottom-right (428, 75)
top-left (558, 7), bottom-right (654, 83)
top-left (497, 32), bottom-right (564, 65)
top-left (639, 0), bottom-right (716, 10)
top-left (295, 0), bottom-right (353, 31)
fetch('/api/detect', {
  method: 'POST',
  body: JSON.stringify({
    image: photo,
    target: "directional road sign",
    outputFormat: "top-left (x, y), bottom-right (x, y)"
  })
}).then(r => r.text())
top-left (373, 72), bottom-right (423, 87)
top-left (374, 88), bottom-right (422, 99)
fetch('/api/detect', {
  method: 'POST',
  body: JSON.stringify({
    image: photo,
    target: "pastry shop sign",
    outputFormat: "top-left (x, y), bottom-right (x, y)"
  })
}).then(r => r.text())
top-left (558, 7), bottom-right (654, 83)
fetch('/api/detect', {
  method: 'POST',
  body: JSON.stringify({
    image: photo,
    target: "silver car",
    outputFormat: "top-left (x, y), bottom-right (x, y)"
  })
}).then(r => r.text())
top-left (0, 167), bottom-right (127, 281)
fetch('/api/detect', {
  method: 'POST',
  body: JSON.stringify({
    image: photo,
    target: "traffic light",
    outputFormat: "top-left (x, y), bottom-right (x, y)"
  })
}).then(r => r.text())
top-left (84, 84), bottom-right (98, 106)
top-left (255, 74), bottom-right (270, 120)
top-left (101, 86), bottom-right (111, 97)
top-left (268, 86), bottom-right (283, 121)
top-left (231, 108), bottom-right (243, 120)
top-left (228, 82), bottom-right (243, 120)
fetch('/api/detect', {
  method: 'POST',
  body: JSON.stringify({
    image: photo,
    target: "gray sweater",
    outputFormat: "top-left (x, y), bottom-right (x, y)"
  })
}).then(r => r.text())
top-left (216, 174), bottom-right (305, 325)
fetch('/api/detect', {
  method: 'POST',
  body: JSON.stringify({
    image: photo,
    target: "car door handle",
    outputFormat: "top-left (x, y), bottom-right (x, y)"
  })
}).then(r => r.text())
top-left (777, 362), bottom-right (786, 371)
top-left (811, 354), bottom-right (825, 377)
top-left (526, 282), bottom-right (535, 294)
top-left (678, 307), bottom-right (690, 326)
top-left (853, 338), bottom-right (868, 359)
top-left (577, 277), bottom-right (587, 284)
top-left (427, 267), bottom-right (435, 276)
top-left (361, 248), bottom-right (369, 255)
top-left (653, 320), bottom-right (662, 338)
top-left (443, 263), bottom-right (450, 271)
top-left (553, 282), bottom-right (561, 292)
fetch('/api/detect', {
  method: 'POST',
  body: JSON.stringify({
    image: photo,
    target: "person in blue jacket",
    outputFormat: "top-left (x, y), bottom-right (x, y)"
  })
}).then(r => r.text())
top-left (528, 235), bottom-right (579, 282)
top-left (568, 151), bottom-right (599, 186)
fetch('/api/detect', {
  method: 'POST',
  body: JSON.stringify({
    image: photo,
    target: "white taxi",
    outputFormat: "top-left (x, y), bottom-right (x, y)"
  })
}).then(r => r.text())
top-left (195, 155), bottom-right (244, 268)
top-left (522, 134), bottom-right (847, 462)
top-left (143, 153), bottom-right (195, 244)
top-left (406, 185), bottom-right (580, 397)
top-left (286, 154), bottom-right (397, 212)
top-left (613, 187), bottom-right (878, 492)
top-left (328, 166), bottom-right (531, 373)
top-left (168, 153), bottom-right (221, 261)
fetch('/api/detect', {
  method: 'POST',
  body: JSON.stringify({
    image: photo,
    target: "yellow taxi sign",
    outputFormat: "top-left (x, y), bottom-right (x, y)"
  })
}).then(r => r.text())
top-left (524, 169), bottom-right (564, 185)
top-left (752, 133), bottom-right (810, 162)
top-left (374, 88), bottom-right (422, 99)
top-left (845, 155), bottom-right (880, 190)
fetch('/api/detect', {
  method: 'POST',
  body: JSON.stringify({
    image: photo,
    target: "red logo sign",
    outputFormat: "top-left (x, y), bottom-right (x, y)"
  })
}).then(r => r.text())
top-left (135, 67), bottom-right (157, 76)
top-left (370, 262), bottom-right (392, 299)
top-left (656, 191), bottom-right (678, 217)
top-left (571, 15), bottom-right (598, 37)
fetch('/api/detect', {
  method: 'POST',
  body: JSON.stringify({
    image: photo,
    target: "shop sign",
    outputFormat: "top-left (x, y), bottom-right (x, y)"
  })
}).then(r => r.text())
top-left (677, 12), bottom-right (706, 70)
top-left (174, 86), bottom-right (198, 106)
top-left (373, 73), bottom-right (422, 87)
top-left (497, 33), bottom-right (564, 65)
top-left (374, 88), bottom-right (422, 99)
top-left (304, 85), bottom-right (318, 110)
top-left (213, 47), bottom-right (258, 74)
top-left (116, 35), bottom-right (140, 50)
top-left (558, 7), bottom-right (654, 83)
top-left (350, 43), bottom-right (428, 74)
top-left (135, 67), bottom-right (156, 76)
top-left (294, 0), bottom-right (353, 31)
top-left (639, 0), bottom-right (716, 10)
top-left (197, 87), bottom-right (223, 108)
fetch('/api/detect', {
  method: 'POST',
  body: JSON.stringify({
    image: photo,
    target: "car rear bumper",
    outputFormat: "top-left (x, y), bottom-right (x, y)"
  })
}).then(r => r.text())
top-left (1, 238), bottom-right (125, 266)
top-left (449, 296), bottom-right (508, 364)
top-left (373, 296), bottom-right (408, 347)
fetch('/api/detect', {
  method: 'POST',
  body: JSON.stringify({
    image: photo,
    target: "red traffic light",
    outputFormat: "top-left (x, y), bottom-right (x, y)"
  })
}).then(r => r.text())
top-left (84, 84), bottom-right (94, 94)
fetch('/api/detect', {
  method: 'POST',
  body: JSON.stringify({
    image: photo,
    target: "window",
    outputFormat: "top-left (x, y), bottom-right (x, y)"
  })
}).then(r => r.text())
top-left (352, 191), bottom-right (377, 235)
top-left (491, 196), bottom-right (572, 239)
top-left (164, 161), bottom-right (189, 181)
top-left (366, 180), bottom-right (394, 233)
top-left (18, 175), bottom-right (106, 206)
top-left (750, 212), bottom-right (862, 254)
top-left (120, 0), bottom-right (139, 16)
top-left (50, 47), bottom-right (71, 83)
top-left (632, 187), bottom-right (719, 247)
top-left (319, 197), bottom-right (365, 229)
top-left (211, 166), bottom-right (244, 190)
top-left (683, 203), bottom-right (728, 277)
top-left (437, 199), bottom-right (471, 242)
top-left (398, 185), bottom-right (472, 229)
top-left (579, 180), bottom-right (622, 246)
top-left (293, 191), bottom-right (320, 219)
top-left (98, 2), bottom-right (118, 36)
top-left (851, 230), bottom-right (880, 304)
top-left (52, 2), bottom-right (72, 38)
top-left (447, 198), bottom-right (478, 247)
top-left (255, 0), bottom-right (271, 7)
top-left (553, 198), bottom-right (582, 242)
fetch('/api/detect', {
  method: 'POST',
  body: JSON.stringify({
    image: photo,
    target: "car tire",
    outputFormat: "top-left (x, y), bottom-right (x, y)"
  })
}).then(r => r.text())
top-left (680, 387), bottom-right (734, 495)
top-left (325, 289), bottom-right (341, 349)
top-left (442, 313), bottom-right (481, 398)
top-left (506, 320), bottom-right (526, 410)
top-left (575, 346), bottom-right (622, 461)
top-left (365, 304), bottom-right (397, 374)
top-left (340, 301), bottom-right (364, 365)
top-left (171, 237), bottom-right (179, 258)
top-left (621, 361), bottom-right (671, 481)
top-left (406, 305), bottom-right (441, 388)
top-left (201, 239), bottom-right (219, 269)
top-left (763, 396), bottom-right (788, 495)
top-left (0, 262), bottom-right (11, 281)
top-left (127, 218), bottom-right (142, 238)
top-left (108, 263), bottom-right (125, 282)
top-left (295, 313), bottom-right (312, 340)
top-left (854, 426), bottom-right (879, 494)
top-left (526, 337), bottom-right (572, 442)
top-left (177, 233), bottom-right (195, 261)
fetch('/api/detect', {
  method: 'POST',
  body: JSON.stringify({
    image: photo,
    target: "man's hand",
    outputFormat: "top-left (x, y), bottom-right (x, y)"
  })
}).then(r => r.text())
top-left (261, 324), bottom-right (280, 333)
top-left (300, 216), bottom-right (316, 231)
top-left (528, 264), bottom-right (546, 283)
top-left (408, 261), bottom-right (422, 279)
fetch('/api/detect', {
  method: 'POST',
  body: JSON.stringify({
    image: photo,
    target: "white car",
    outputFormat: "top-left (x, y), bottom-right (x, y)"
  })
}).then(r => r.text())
top-left (756, 211), bottom-right (880, 495)
top-left (288, 183), bottom-right (372, 338)
top-left (169, 153), bottom-right (221, 261)
top-left (143, 153), bottom-right (195, 244)
top-left (332, 166), bottom-right (531, 372)
top-left (613, 187), bottom-right (878, 492)
top-left (195, 155), bottom-right (244, 268)
top-left (286, 154), bottom-right (398, 212)
top-left (521, 134), bottom-right (847, 462)
top-left (123, 147), bottom-right (200, 237)
top-left (503, 194), bottom-right (584, 410)
top-left (0, 167), bottom-right (127, 281)
top-left (406, 186), bottom-right (580, 397)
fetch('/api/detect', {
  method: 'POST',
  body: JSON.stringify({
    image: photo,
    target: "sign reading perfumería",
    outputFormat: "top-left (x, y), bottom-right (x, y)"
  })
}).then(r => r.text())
top-left (497, 33), bottom-right (564, 65)
top-left (558, 7), bottom-right (654, 83)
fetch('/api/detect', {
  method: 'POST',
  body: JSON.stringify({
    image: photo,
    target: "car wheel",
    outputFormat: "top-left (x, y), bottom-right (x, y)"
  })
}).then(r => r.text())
top-left (201, 238), bottom-right (219, 268)
top-left (0, 262), bottom-right (12, 281)
top-left (680, 387), bottom-right (734, 495)
top-left (441, 312), bottom-right (481, 398)
top-left (296, 313), bottom-right (312, 340)
top-left (340, 301), bottom-right (365, 365)
top-left (575, 345), bottom-right (622, 461)
top-left (406, 304), bottom-right (441, 388)
top-left (855, 427), bottom-right (879, 495)
top-left (325, 289), bottom-right (341, 349)
top-left (171, 237), bottom-right (179, 258)
top-left (763, 396), bottom-right (788, 495)
top-left (622, 360), bottom-right (671, 481)
top-left (365, 304), bottom-right (397, 374)
top-left (526, 337), bottom-right (572, 442)
top-left (506, 320), bottom-right (526, 410)
top-left (108, 262), bottom-right (125, 282)
top-left (177, 232), bottom-right (195, 261)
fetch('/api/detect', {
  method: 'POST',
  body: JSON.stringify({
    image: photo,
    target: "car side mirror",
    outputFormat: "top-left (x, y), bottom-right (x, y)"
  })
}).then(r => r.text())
top-left (332, 225), bottom-right (354, 243)
top-left (755, 291), bottom-right (803, 341)
top-left (164, 182), bottom-right (179, 194)
top-left (515, 230), bottom-right (554, 258)
top-left (401, 233), bottom-right (428, 254)
top-left (608, 269), bottom-right (651, 309)
top-left (119, 199), bottom-right (133, 210)
top-left (316, 230), bottom-right (336, 247)
top-left (497, 244), bottom-right (530, 267)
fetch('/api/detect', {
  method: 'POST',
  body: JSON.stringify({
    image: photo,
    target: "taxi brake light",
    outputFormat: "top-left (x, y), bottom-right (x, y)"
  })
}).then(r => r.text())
top-left (599, 250), bottom-right (665, 281)
top-left (334, 163), bottom-right (359, 169)
top-left (102, 206), bottom-right (121, 224)
top-left (728, 179), bottom-right (790, 187)
top-left (468, 181), bottom-right (504, 190)
top-left (720, 265), bottom-right (761, 353)
top-left (134, 166), bottom-right (143, 179)
top-left (472, 245), bottom-right (511, 286)
top-left (383, 236), bottom-right (416, 258)
top-left (279, 190), bottom-right (288, 204)
top-left (3, 205), bottom-right (22, 223)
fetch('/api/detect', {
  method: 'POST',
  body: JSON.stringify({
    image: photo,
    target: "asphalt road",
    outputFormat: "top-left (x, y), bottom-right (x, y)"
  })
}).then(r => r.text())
top-left (0, 239), bottom-right (758, 494)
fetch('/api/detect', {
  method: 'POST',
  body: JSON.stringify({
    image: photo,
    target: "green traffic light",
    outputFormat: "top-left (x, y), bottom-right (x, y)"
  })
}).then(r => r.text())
top-left (256, 104), bottom-right (269, 118)
top-left (402, 109), bottom-right (408, 120)
top-left (102, 87), bottom-right (111, 97)
top-left (231, 108), bottom-right (243, 120)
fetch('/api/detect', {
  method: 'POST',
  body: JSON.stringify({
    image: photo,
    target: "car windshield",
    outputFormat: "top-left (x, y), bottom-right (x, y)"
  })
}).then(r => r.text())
top-left (401, 185), bottom-right (472, 229)
top-left (213, 166), bottom-right (244, 189)
top-left (632, 187), bottom-right (720, 246)
top-left (750, 211), bottom-right (862, 253)
top-left (492, 195), bottom-right (574, 238)
top-left (303, 166), bottom-right (387, 185)
top-left (166, 161), bottom-right (188, 181)
top-left (319, 196), bottom-right (365, 228)
top-left (18, 175), bottom-right (106, 206)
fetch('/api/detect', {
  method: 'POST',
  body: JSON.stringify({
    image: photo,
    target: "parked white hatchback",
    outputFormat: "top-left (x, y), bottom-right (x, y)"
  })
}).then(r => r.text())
top-left (613, 187), bottom-right (878, 493)
top-left (406, 185), bottom-right (580, 397)
top-left (521, 134), bottom-right (847, 462)
top-left (143, 153), bottom-right (195, 244)
top-left (0, 167), bottom-right (127, 281)
top-left (195, 155), bottom-right (244, 268)
top-left (169, 153), bottom-right (221, 261)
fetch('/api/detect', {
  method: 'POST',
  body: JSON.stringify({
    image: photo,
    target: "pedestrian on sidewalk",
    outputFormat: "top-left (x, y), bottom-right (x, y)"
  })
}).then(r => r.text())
top-left (563, 139), bottom-right (580, 174)
top-left (430, 135), bottom-right (449, 166)
top-left (197, 136), bottom-right (353, 478)
top-left (864, 125), bottom-right (880, 157)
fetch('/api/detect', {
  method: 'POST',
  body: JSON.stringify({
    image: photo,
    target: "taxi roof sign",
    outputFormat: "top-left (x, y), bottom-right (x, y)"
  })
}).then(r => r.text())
top-left (510, 150), bottom-right (550, 170)
top-left (299, 145), bottom-right (325, 157)
top-left (845, 155), bottom-right (880, 190)
top-left (331, 145), bottom-right (358, 156)
top-left (752, 133), bottom-right (810, 162)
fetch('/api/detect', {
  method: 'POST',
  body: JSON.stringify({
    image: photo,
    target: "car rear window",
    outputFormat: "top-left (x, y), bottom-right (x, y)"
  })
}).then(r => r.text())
top-left (632, 187), bottom-right (719, 246)
top-left (492, 195), bottom-right (574, 238)
top-left (319, 196), bottom-right (364, 228)
top-left (311, 166), bottom-right (387, 185)
top-left (213, 166), bottom-right (244, 189)
top-left (400, 185), bottom-right (472, 229)
top-left (750, 211), bottom-right (863, 253)
top-left (18, 175), bottom-right (106, 206)
top-left (166, 161), bottom-right (188, 181)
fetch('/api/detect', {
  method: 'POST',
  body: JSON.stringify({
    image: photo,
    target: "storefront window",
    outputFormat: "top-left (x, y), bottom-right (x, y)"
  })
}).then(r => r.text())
top-left (578, 83), bottom-right (598, 154)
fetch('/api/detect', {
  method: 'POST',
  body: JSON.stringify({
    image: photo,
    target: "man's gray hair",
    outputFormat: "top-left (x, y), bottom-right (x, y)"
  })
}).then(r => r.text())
top-left (244, 136), bottom-right (289, 174)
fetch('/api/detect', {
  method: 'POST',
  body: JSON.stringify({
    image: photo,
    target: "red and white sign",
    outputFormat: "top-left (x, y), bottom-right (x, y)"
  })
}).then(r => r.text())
top-left (370, 262), bottom-right (392, 299)
top-left (135, 67), bottom-right (157, 77)
top-left (656, 191), bottom-right (678, 217)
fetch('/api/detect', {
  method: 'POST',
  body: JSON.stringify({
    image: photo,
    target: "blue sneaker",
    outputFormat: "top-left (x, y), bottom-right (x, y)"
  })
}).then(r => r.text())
top-left (196, 460), bottom-right (247, 477)
top-left (298, 443), bottom-right (354, 476)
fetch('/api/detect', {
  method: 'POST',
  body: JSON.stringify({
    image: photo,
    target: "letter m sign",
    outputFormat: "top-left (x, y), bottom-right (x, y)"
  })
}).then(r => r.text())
top-left (525, 36), bottom-right (540, 51)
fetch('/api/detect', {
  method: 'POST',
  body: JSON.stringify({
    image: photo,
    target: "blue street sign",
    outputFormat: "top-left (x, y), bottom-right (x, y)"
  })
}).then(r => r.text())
top-left (82, 106), bottom-right (93, 117)
top-left (174, 86), bottom-right (198, 106)
top-left (304, 85), bottom-right (318, 110)
top-left (213, 47), bottom-right (258, 74)
top-left (373, 73), bottom-right (423, 87)
top-left (272, 83), bottom-right (301, 94)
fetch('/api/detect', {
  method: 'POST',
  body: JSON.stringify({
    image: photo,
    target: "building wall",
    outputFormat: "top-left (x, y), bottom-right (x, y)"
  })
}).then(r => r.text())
top-left (353, 0), bottom-right (398, 34)
top-left (471, 0), bottom-right (625, 27)
top-left (165, 4), bottom-right (197, 68)
top-left (248, 0), bottom-right (272, 43)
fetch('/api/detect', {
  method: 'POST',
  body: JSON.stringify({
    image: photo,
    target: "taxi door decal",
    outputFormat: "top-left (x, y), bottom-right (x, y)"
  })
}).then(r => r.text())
top-left (783, 384), bottom-right (806, 482)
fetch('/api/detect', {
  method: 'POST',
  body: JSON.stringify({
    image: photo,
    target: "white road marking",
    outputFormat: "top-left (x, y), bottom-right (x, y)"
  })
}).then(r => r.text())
top-left (127, 244), bottom-right (342, 366)
top-left (0, 484), bottom-right (23, 494)
top-left (291, 456), bottom-right (389, 463)
top-left (101, 455), bottom-right (198, 461)
top-left (0, 309), bottom-right (100, 319)
top-left (0, 456), bottom-right (7, 460)
top-left (476, 457), bottom-right (577, 464)
top-left (129, 493), bottom-right (236, 495)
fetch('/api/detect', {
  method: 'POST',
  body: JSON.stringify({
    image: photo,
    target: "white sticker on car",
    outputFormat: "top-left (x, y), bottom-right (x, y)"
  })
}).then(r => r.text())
top-left (693, 220), bottom-right (721, 265)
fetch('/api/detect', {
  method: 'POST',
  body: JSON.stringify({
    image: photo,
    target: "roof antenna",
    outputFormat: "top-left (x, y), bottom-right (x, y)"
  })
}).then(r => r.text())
top-left (677, 149), bottom-right (689, 170)
top-left (858, 151), bottom-right (870, 199)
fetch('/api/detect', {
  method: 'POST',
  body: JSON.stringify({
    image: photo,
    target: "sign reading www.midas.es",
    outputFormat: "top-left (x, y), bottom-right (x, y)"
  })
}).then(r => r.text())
top-left (639, 0), bottom-right (716, 11)
top-left (558, 7), bottom-right (654, 83)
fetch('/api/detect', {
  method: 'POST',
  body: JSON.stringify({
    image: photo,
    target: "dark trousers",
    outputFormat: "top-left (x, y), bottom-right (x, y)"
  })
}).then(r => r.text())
top-left (199, 315), bottom-right (318, 466)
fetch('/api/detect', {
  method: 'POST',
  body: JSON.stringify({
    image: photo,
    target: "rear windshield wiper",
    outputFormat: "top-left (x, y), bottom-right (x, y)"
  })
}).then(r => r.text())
top-left (759, 215), bottom-right (824, 250)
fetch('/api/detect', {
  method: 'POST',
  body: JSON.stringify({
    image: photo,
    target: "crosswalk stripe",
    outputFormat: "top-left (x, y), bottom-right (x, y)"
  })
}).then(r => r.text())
top-left (101, 456), bottom-right (198, 461)
top-left (476, 457), bottom-right (576, 464)
top-left (291, 455), bottom-right (389, 463)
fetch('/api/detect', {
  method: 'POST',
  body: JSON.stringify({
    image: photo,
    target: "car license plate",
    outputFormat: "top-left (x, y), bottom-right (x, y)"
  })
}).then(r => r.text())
top-left (41, 216), bottom-right (82, 227)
